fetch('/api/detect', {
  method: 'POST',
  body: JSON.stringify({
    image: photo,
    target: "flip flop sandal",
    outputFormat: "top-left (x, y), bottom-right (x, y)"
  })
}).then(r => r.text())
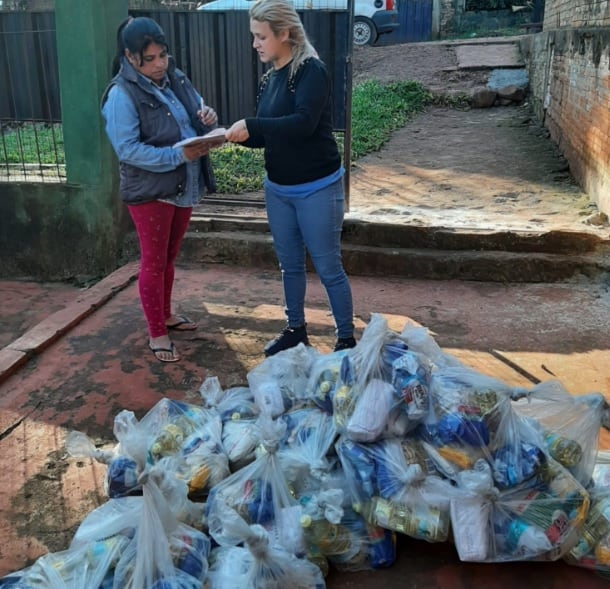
top-left (166, 314), bottom-right (198, 331)
top-left (149, 342), bottom-right (180, 363)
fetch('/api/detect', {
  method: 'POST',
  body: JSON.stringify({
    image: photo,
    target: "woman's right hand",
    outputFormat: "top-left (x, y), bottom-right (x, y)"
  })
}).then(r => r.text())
top-left (225, 119), bottom-right (249, 143)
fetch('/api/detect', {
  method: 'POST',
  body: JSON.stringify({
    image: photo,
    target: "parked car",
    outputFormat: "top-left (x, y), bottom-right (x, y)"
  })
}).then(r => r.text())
top-left (197, 0), bottom-right (398, 46)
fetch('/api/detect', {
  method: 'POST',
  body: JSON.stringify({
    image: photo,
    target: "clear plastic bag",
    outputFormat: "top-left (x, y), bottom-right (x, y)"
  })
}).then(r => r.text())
top-left (337, 436), bottom-right (453, 543)
top-left (199, 376), bottom-right (259, 422)
top-left (0, 534), bottom-right (129, 589)
top-left (206, 415), bottom-right (300, 549)
top-left (416, 364), bottom-right (543, 487)
top-left (450, 457), bottom-right (589, 563)
top-left (278, 408), bottom-right (338, 495)
top-left (297, 469), bottom-right (397, 574)
top-left (110, 399), bottom-right (229, 501)
top-left (512, 379), bottom-right (605, 486)
top-left (564, 450), bottom-right (610, 573)
top-left (95, 398), bottom-right (227, 506)
top-left (62, 462), bottom-right (210, 589)
top-left (333, 314), bottom-right (408, 435)
top-left (89, 471), bottom-right (210, 589)
top-left (207, 503), bottom-right (325, 588)
top-left (247, 343), bottom-right (320, 417)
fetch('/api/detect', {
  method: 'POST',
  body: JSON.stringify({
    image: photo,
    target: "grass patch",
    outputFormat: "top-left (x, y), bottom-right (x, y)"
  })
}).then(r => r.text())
top-left (350, 80), bottom-right (432, 160)
top-left (0, 122), bottom-right (64, 165)
top-left (1, 80), bottom-right (433, 192)
top-left (208, 142), bottom-right (265, 194)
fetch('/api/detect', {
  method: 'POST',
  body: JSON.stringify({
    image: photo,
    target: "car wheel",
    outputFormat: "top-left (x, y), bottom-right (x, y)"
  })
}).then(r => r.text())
top-left (353, 17), bottom-right (378, 46)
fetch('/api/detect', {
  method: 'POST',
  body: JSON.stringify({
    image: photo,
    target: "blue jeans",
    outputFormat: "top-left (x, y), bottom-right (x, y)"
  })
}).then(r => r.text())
top-left (265, 177), bottom-right (354, 339)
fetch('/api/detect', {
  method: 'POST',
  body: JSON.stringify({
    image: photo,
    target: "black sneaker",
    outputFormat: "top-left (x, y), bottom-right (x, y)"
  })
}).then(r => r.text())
top-left (264, 325), bottom-right (309, 357)
top-left (334, 336), bottom-right (357, 352)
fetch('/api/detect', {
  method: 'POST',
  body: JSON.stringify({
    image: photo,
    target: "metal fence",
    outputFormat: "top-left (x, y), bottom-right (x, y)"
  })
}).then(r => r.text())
top-left (0, 8), bottom-right (352, 185)
top-left (0, 119), bottom-right (64, 182)
top-left (0, 10), bottom-right (64, 182)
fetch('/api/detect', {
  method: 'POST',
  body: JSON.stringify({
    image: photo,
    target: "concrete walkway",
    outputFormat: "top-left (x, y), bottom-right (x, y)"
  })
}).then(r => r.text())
top-left (1, 262), bottom-right (610, 587)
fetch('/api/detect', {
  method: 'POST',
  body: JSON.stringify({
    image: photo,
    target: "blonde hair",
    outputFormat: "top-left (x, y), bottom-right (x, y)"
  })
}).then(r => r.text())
top-left (249, 0), bottom-right (318, 78)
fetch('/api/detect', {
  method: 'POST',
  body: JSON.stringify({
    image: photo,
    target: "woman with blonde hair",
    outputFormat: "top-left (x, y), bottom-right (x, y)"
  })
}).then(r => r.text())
top-left (226, 0), bottom-right (356, 356)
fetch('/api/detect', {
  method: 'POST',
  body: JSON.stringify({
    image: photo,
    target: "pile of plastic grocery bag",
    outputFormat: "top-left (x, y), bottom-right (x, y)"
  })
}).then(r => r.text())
top-left (2, 312), bottom-right (610, 588)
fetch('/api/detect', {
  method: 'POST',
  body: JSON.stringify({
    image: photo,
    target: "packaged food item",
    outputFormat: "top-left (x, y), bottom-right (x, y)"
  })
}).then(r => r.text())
top-left (301, 514), bottom-right (355, 555)
top-left (568, 497), bottom-right (610, 561)
top-left (358, 496), bottom-right (449, 543)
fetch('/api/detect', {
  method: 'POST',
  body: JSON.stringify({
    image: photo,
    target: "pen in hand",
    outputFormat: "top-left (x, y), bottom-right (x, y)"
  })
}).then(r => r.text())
top-left (198, 96), bottom-right (218, 127)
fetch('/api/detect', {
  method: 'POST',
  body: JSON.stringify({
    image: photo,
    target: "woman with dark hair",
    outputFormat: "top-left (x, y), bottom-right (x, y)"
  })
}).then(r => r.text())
top-left (102, 17), bottom-right (220, 363)
top-left (225, 0), bottom-right (356, 357)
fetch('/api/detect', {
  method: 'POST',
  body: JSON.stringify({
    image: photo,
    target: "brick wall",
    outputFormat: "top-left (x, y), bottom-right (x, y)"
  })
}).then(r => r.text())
top-left (522, 2), bottom-right (610, 213)
top-left (544, 0), bottom-right (610, 29)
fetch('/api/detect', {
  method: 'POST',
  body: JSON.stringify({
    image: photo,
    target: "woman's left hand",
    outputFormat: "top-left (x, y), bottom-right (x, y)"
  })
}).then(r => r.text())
top-left (183, 143), bottom-right (211, 162)
top-left (199, 106), bottom-right (218, 127)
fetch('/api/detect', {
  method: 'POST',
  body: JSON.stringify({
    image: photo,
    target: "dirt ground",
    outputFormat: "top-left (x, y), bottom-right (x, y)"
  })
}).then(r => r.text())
top-left (351, 41), bottom-right (490, 93)
top-left (345, 40), bottom-right (608, 235)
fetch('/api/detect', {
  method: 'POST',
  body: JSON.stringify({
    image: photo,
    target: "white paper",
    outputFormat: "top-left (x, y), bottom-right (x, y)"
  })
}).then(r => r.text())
top-left (173, 127), bottom-right (226, 148)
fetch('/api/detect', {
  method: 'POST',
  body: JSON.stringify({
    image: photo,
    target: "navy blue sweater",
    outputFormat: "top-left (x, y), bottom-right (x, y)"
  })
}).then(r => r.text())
top-left (244, 57), bottom-right (341, 186)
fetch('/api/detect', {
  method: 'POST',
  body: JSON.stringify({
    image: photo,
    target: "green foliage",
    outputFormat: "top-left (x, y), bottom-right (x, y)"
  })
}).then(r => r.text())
top-left (429, 93), bottom-right (471, 109)
top-left (350, 79), bottom-right (431, 160)
top-left (208, 143), bottom-right (265, 194)
top-left (0, 123), bottom-right (64, 165)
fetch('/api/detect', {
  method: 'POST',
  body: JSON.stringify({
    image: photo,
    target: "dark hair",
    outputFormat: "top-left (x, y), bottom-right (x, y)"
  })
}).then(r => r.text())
top-left (111, 17), bottom-right (169, 76)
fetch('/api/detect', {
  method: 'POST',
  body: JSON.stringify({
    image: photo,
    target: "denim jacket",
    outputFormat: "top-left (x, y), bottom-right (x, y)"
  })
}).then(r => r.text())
top-left (101, 58), bottom-right (215, 206)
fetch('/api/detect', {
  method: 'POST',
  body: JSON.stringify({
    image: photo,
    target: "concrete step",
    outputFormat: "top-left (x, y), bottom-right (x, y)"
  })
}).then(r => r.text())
top-left (182, 215), bottom-right (610, 283)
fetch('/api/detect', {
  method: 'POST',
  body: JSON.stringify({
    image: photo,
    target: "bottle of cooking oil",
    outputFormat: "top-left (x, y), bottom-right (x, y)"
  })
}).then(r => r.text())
top-left (357, 496), bottom-right (449, 543)
top-left (568, 496), bottom-right (610, 561)
top-left (544, 432), bottom-right (583, 469)
top-left (301, 514), bottom-right (354, 556)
